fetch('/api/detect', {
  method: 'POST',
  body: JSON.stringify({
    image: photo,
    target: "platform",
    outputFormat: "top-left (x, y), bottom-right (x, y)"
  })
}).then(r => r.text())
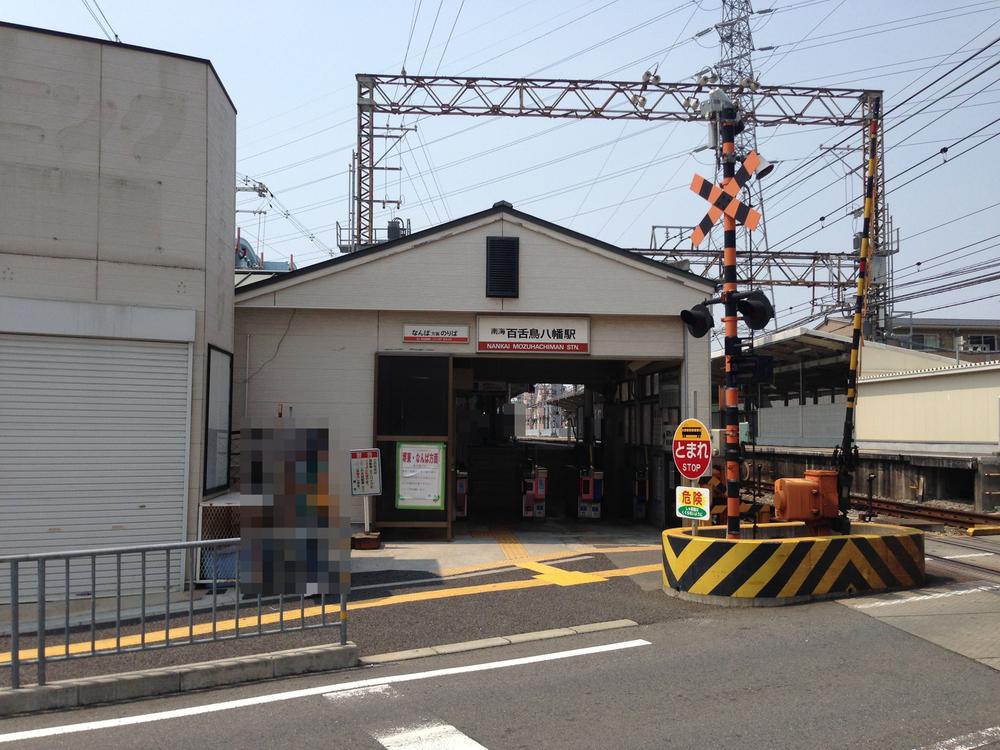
top-left (661, 521), bottom-right (924, 606)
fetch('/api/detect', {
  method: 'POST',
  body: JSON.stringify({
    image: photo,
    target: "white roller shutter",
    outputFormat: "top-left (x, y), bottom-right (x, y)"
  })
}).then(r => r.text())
top-left (0, 334), bottom-right (191, 599)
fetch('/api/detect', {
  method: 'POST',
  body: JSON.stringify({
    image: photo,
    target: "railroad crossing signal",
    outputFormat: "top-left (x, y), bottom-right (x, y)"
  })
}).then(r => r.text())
top-left (689, 150), bottom-right (765, 247)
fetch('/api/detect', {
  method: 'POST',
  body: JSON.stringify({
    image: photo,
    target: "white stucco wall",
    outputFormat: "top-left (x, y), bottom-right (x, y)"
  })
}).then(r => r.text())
top-left (236, 215), bottom-right (708, 316)
top-left (234, 306), bottom-right (703, 522)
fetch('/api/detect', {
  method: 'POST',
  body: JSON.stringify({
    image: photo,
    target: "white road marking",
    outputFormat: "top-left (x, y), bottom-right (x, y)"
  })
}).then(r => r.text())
top-left (941, 552), bottom-right (995, 560)
top-left (375, 721), bottom-right (488, 749)
top-left (322, 684), bottom-right (396, 702)
top-left (852, 583), bottom-right (1000, 609)
top-left (913, 723), bottom-right (1000, 749)
top-left (0, 639), bottom-right (650, 744)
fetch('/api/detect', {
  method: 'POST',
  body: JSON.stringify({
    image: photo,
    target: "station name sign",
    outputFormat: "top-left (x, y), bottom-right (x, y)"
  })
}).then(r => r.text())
top-left (403, 324), bottom-right (470, 343)
top-left (477, 316), bottom-right (590, 354)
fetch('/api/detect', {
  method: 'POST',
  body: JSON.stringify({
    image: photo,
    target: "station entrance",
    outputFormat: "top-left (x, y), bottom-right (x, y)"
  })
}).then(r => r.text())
top-left (373, 353), bottom-right (687, 537)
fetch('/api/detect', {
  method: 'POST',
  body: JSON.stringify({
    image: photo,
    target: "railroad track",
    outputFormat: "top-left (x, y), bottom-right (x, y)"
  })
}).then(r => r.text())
top-left (754, 480), bottom-right (999, 529)
top-left (851, 498), bottom-right (999, 529)
top-left (923, 535), bottom-right (1000, 582)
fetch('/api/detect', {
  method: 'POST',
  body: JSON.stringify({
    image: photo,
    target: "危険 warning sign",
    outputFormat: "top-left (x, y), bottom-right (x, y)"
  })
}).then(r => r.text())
top-left (675, 486), bottom-right (711, 520)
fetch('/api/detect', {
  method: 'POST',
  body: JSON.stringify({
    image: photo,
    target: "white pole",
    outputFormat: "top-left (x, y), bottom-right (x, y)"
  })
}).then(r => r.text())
top-left (363, 495), bottom-right (371, 534)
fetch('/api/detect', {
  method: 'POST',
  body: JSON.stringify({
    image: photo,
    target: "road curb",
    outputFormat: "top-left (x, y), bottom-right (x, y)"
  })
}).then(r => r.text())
top-left (968, 525), bottom-right (1000, 536)
top-left (359, 620), bottom-right (638, 664)
top-left (0, 642), bottom-right (358, 717)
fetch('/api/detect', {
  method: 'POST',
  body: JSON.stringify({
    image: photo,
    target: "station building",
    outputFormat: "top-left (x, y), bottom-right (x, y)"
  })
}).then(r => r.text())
top-left (234, 202), bottom-right (715, 535)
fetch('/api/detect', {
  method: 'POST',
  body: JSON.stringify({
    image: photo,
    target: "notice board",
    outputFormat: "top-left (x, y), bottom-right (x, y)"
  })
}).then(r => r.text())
top-left (396, 442), bottom-right (446, 510)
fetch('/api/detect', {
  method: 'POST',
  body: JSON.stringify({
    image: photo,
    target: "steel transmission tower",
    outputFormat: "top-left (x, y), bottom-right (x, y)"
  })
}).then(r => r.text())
top-left (716, 0), bottom-right (769, 264)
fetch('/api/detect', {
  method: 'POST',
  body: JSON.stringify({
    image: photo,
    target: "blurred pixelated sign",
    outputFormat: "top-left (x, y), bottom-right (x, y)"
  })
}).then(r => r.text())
top-left (240, 422), bottom-right (350, 597)
top-left (350, 448), bottom-right (382, 496)
top-left (672, 418), bottom-right (712, 479)
top-left (396, 442), bottom-right (446, 510)
top-left (675, 486), bottom-right (711, 520)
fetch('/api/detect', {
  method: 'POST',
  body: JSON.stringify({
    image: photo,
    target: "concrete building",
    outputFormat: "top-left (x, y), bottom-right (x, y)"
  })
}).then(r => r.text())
top-left (0, 23), bottom-right (236, 582)
top-left (821, 316), bottom-right (1000, 363)
top-left (234, 202), bottom-right (715, 535)
top-left (715, 326), bottom-right (1000, 510)
top-left (521, 384), bottom-right (570, 437)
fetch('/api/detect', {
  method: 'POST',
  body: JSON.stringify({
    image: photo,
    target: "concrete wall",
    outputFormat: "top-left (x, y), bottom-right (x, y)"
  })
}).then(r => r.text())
top-left (234, 308), bottom-right (376, 521)
top-left (856, 365), bottom-right (1000, 452)
top-left (861, 343), bottom-right (954, 375)
top-left (758, 401), bottom-right (845, 448)
top-left (0, 25), bottom-right (236, 539)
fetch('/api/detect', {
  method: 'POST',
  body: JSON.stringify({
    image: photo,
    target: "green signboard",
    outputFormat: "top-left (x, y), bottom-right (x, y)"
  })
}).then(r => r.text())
top-left (395, 442), bottom-right (446, 511)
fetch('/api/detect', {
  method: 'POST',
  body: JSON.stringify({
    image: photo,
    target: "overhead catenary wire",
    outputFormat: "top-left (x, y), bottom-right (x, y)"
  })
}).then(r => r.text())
top-left (263, 124), bottom-right (683, 244)
top-left (752, 58), bottom-right (1000, 232)
top-left (240, 0), bottom-right (1000, 295)
top-left (79, 0), bottom-right (114, 41)
top-left (759, 28), bottom-right (1000, 198)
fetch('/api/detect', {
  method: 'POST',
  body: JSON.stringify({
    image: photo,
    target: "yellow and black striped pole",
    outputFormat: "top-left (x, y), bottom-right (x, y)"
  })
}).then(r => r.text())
top-left (838, 94), bottom-right (882, 519)
top-left (720, 108), bottom-right (742, 540)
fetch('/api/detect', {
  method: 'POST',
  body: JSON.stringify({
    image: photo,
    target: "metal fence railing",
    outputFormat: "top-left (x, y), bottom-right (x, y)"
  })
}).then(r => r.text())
top-left (1, 538), bottom-right (348, 689)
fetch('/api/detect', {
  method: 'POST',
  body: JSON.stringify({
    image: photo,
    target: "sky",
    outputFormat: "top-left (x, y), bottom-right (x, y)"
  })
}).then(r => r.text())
top-left (5, 0), bottom-right (1000, 335)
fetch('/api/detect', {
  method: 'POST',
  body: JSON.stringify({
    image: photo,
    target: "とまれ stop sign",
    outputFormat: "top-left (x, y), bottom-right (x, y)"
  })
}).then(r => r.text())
top-left (672, 418), bottom-right (712, 479)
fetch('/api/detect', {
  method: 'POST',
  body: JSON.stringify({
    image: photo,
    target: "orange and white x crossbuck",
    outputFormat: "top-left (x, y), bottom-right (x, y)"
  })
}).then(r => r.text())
top-left (689, 150), bottom-right (764, 246)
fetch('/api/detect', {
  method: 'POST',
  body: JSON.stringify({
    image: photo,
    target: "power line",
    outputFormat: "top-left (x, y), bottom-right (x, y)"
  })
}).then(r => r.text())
top-left (236, 0), bottom-right (541, 136)
top-left (766, 122), bottom-right (1000, 252)
top-left (434, 0), bottom-right (466, 75)
top-left (456, 0), bottom-right (622, 75)
top-left (761, 56), bottom-right (1000, 228)
top-left (755, 1), bottom-right (999, 71)
top-left (416, 0), bottom-right (445, 73)
top-left (759, 30), bottom-right (1000, 198)
top-left (89, 0), bottom-right (119, 41)
top-left (402, 0), bottom-right (424, 72)
top-left (79, 0), bottom-right (113, 40)
top-left (902, 199), bottom-right (1000, 242)
top-left (265, 144), bottom-right (695, 247)
top-left (910, 292), bottom-right (1000, 316)
top-left (757, 0), bottom-right (846, 77)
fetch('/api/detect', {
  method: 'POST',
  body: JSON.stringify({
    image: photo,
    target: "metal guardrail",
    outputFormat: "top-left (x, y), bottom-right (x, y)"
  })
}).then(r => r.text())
top-left (2, 538), bottom-right (348, 689)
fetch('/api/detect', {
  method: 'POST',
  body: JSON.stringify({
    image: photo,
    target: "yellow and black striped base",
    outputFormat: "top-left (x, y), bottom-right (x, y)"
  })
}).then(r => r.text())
top-left (662, 522), bottom-right (924, 606)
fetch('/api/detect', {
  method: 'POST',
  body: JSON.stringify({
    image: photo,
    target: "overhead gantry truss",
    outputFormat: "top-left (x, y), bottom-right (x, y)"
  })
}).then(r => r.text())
top-left (633, 247), bottom-right (857, 290)
top-left (358, 74), bottom-right (873, 126)
top-left (353, 75), bottom-right (883, 304)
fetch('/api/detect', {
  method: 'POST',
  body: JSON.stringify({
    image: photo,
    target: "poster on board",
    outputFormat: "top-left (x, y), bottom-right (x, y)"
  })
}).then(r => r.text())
top-left (396, 442), bottom-right (446, 510)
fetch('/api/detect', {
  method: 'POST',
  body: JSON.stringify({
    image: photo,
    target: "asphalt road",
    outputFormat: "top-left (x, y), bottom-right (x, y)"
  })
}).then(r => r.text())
top-left (1, 551), bottom-right (686, 685)
top-left (3, 603), bottom-right (1000, 749)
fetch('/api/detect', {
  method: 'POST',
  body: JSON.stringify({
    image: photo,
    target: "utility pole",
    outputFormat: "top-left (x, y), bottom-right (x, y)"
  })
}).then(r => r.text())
top-left (836, 93), bottom-right (882, 533)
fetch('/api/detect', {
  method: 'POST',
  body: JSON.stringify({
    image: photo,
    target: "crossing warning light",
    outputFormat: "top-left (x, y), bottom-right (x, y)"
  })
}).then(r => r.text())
top-left (736, 289), bottom-right (775, 331)
top-left (681, 303), bottom-right (715, 338)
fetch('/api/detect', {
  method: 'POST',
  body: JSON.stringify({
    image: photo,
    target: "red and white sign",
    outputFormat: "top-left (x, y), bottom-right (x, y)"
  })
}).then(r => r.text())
top-left (349, 448), bottom-right (382, 496)
top-left (477, 316), bottom-right (590, 354)
top-left (672, 418), bottom-right (712, 479)
top-left (403, 324), bottom-right (469, 344)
